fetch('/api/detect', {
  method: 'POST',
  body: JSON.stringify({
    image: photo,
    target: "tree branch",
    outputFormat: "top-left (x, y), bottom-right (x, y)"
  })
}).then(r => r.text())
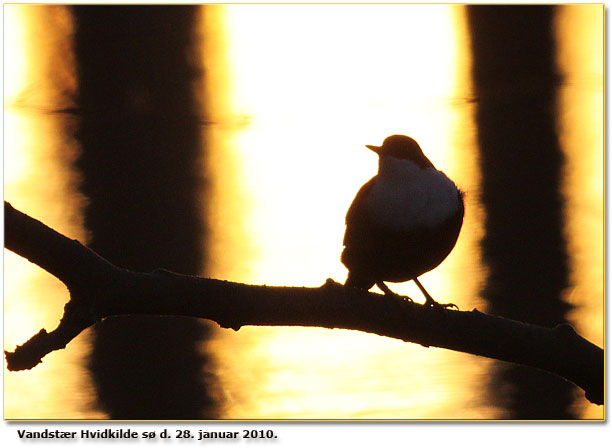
top-left (3, 201), bottom-right (604, 406)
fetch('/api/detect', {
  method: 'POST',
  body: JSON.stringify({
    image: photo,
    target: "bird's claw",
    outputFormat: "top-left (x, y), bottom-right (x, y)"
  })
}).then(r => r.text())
top-left (375, 282), bottom-right (414, 303)
top-left (424, 298), bottom-right (458, 310)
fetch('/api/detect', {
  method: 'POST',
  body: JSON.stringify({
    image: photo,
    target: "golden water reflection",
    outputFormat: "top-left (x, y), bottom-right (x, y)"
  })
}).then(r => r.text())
top-left (556, 5), bottom-right (604, 420)
top-left (3, 5), bottom-right (105, 419)
top-left (202, 4), bottom-right (495, 419)
top-left (2, 4), bottom-right (603, 420)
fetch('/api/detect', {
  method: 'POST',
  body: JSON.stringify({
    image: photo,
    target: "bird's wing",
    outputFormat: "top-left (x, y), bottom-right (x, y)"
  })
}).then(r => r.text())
top-left (343, 176), bottom-right (377, 246)
top-left (342, 184), bottom-right (465, 282)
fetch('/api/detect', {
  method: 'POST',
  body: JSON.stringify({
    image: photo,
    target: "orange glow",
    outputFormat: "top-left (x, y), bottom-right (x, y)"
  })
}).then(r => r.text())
top-left (202, 4), bottom-right (492, 419)
top-left (3, 3), bottom-right (601, 420)
top-left (3, 5), bottom-right (105, 419)
top-left (555, 5), bottom-right (604, 419)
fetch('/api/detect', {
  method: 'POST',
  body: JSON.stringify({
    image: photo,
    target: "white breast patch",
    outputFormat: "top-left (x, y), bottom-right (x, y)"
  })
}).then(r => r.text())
top-left (365, 157), bottom-right (460, 231)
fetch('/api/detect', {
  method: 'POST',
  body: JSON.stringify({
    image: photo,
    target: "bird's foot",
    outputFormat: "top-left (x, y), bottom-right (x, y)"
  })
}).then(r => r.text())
top-left (413, 278), bottom-right (458, 310)
top-left (375, 282), bottom-right (414, 303)
top-left (424, 297), bottom-right (458, 310)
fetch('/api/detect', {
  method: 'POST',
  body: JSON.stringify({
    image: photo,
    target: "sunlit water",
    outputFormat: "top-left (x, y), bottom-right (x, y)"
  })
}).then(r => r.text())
top-left (3, 5), bottom-right (105, 419)
top-left (3, 4), bottom-right (603, 420)
top-left (201, 4), bottom-right (494, 419)
top-left (555, 5), bottom-right (604, 420)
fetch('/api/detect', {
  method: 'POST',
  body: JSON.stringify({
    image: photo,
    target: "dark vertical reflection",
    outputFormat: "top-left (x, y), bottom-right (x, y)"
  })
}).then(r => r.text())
top-left (467, 6), bottom-right (574, 419)
top-left (72, 6), bottom-right (217, 419)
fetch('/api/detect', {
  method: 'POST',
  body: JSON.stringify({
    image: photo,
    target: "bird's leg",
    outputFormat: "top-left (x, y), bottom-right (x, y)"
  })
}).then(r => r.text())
top-left (376, 282), bottom-right (414, 303)
top-left (413, 278), bottom-right (458, 309)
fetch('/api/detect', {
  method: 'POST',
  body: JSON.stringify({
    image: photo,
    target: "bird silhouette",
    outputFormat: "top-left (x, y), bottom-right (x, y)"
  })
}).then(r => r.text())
top-left (341, 135), bottom-right (464, 307)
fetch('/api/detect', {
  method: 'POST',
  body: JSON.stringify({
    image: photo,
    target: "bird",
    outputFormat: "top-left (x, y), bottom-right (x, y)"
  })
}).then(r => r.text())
top-left (341, 134), bottom-right (464, 308)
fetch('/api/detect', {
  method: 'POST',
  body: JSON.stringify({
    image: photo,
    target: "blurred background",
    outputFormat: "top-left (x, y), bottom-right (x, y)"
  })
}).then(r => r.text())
top-left (3, 4), bottom-right (603, 419)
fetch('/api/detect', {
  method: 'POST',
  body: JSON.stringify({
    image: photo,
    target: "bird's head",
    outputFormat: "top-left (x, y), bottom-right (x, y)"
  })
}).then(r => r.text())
top-left (366, 135), bottom-right (434, 169)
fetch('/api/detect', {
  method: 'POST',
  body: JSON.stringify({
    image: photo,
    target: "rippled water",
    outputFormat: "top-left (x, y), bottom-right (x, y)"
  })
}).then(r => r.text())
top-left (3, 4), bottom-right (603, 419)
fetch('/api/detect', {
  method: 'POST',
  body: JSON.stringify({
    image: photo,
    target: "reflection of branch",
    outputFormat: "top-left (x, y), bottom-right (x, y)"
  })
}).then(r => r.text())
top-left (3, 201), bottom-right (604, 406)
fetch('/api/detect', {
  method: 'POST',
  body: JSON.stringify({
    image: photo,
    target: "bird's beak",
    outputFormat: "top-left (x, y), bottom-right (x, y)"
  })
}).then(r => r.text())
top-left (366, 145), bottom-right (381, 155)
